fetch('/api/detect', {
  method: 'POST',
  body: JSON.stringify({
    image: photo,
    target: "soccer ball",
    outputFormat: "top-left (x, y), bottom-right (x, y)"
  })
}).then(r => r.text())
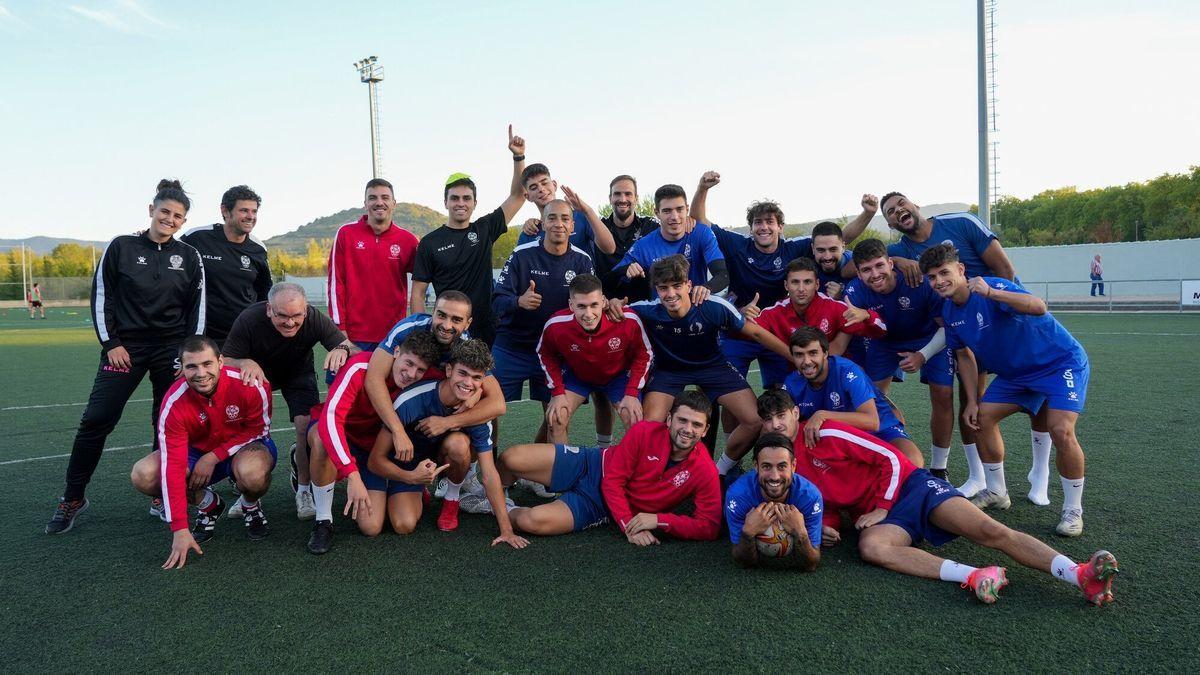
top-left (754, 524), bottom-right (794, 558)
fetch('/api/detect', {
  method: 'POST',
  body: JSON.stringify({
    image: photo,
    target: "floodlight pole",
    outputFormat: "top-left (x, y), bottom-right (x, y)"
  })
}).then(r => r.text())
top-left (976, 0), bottom-right (990, 227)
top-left (354, 56), bottom-right (385, 179)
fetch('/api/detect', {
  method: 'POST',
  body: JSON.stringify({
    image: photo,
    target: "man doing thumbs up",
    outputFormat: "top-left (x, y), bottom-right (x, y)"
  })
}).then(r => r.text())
top-left (492, 199), bottom-right (596, 443)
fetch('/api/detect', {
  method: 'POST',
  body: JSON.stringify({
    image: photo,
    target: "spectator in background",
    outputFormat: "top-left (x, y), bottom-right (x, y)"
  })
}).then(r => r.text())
top-left (28, 282), bottom-right (45, 319)
top-left (1089, 254), bottom-right (1105, 297)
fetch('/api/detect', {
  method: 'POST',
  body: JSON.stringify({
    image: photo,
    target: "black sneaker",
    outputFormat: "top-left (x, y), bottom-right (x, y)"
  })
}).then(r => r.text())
top-left (46, 497), bottom-right (89, 534)
top-left (930, 468), bottom-right (950, 481)
top-left (721, 463), bottom-right (745, 494)
top-left (308, 519), bottom-right (334, 555)
top-left (191, 494), bottom-right (225, 543)
top-left (244, 503), bottom-right (269, 540)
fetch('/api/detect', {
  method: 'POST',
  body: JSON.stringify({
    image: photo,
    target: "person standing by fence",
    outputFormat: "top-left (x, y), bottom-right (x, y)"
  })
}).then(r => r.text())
top-left (1089, 254), bottom-right (1104, 297)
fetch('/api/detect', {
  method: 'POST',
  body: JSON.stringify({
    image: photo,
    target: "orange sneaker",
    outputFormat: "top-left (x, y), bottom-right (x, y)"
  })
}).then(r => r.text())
top-left (963, 566), bottom-right (1009, 604)
top-left (1076, 550), bottom-right (1119, 606)
top-left (437, 499), bottom-right (460, 531)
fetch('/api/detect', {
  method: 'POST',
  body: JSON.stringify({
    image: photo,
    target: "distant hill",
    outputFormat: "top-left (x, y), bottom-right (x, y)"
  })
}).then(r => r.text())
top-left (265, 202), bottom-right (446, 254)
top-left (0, 236), bottom-right (107, 255)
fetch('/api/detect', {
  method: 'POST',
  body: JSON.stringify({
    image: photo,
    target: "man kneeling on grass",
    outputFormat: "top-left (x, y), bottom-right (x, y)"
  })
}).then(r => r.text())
top-left (497, 390), bottom-right (721, 544)
top-left (130, 336), bottom-right (276, 569)
top-left (366, 339), bottom-right (527, 549)
top-left (756, 389), bottom-right (1120, 605)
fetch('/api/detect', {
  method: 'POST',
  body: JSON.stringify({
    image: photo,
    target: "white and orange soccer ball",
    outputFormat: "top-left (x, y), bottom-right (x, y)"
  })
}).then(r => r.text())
top-left (754, 523), bottom-right (794, 558)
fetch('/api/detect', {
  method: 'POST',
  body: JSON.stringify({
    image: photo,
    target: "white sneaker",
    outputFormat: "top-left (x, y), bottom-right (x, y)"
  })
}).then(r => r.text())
top-left (459, 491), bottom-right (515, 514)
top-left (227, 495), bottom-right (246, 518)
top-left (295, 490), bottom-right (316, 521)
top-left (1055, 508), bottom-right (1084, 537)
top-left (970, 489), bottom-right (1011, 510)
top-left (516, 478), bottom-right (555, 499)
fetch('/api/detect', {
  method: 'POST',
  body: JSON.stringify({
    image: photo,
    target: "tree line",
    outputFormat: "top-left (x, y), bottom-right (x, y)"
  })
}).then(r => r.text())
top-left (8, 167), bottom-right (1197, 291)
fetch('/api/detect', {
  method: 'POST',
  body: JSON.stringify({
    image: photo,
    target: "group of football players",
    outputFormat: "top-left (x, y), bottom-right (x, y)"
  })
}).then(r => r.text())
top-left (43, 127), bottom-right (1118, 606)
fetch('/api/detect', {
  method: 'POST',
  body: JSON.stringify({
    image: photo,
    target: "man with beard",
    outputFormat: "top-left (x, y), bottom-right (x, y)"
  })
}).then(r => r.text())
top-left (595, 175), bottom-right (660, 299)
top-left (783, 327), bottom-right (924, 467)
top-left (497, 391), bottom-right (721, 543)
top-left (181, 185), bottom-right (272, 347)
top-left (881, 192), bottom-right (1050, 503)
top-left (726, 433), bottom-right (823, 570)
top-left (327, 178), bottom-right (419, 351)
top-left (755, 389), bottom-right (1119, 606)
top-left (409, 126), bottom-right (530, 345)
top-left (844, 239), bottom-right (955, 478)
top-left (492, 199), bottom-right (595, 443)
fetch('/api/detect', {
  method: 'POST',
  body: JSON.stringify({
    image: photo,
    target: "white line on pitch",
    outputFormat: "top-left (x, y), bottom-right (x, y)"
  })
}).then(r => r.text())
top-left (0, 426), bottom-right (297, 467)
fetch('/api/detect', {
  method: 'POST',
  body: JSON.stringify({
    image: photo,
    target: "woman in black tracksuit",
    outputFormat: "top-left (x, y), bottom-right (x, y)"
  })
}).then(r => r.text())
top-left (46, 179), bottom-right (206, 534)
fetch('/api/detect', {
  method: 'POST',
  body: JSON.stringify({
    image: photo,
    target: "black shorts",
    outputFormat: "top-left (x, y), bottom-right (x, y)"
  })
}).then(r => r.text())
top-left (30, 300), bottom-right (43, 308)
top-left (278, 370), bottom-right (320, 420)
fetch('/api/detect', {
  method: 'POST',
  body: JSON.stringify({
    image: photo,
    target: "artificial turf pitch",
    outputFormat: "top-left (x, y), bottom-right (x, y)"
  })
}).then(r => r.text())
top-left (1, 308), bottom-right (1197, 673)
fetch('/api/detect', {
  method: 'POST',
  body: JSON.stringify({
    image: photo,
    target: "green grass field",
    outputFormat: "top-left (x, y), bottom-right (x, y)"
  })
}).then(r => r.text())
top-left (2, 307), bottom-right (1197, 672)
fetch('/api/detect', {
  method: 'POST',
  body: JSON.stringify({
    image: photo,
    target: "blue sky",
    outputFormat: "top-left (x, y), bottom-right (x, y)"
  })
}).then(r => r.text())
top-left (1, 0), bottom-right (1196, 241)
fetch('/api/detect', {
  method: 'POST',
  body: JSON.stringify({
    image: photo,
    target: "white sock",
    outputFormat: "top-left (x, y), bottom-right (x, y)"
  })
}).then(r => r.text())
top-left (1051, 554), bottom-right (1080, 587)
top-left (715, 453), bottom-right (737, 475)
top-left (983, 462), bottom-right (1007, 495)
top-left (1061, 476), bottom-right (1085, 512)
top-left (596, 433), bottom-right (612, 449)
top-left (1029, 431), bottom-right (1051, 484)
top-left (314, 482), bottom-right (335, 521)
top-left (297, 482), bottom-right (312, 497)
top-left (444, 479), bottom-right (463, 501)
top-left (939, 559), bottom-right (977, 584)
top-left (930, 445), bottom-right (950, 470)
top-left (964, 443), bottom-right (985, 483)
top-left (197, 488), bottom-right (215, 510)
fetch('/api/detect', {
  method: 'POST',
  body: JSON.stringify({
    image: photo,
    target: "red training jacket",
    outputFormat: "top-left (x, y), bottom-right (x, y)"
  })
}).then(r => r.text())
top-left (536, 308), bottom-right (653, 398)
top-left (311, 351), bottom-right (400, 481)
top-left (158, 369), bottom-right (272, 532)
top-left (326, 216), bottom-right (419, 343)
top-left (791, 420), bottom-right (915, 529)
top-left (755, 293), bottom-right (887, 346)
top-left (600, 421), bottom-right (721, 541)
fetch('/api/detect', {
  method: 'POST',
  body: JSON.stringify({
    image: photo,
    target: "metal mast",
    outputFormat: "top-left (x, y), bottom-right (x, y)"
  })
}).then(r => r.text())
top-left (976, 0), bottom-right (990, 227)
top-left (354, 56), bottom-right (385, 178)
top-left (977, 0), bottom-right (1000, 229)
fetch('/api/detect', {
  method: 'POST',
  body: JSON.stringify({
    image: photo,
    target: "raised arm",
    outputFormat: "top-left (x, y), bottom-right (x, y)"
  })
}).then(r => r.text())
top-left (499, 124), bottom-right (527, 223)
top-left (690, 171), bottom-right (720, 225)
top-left (840, 194), bottom-right (879, 243)
top-left (563, 185), bottom-right (615, 255)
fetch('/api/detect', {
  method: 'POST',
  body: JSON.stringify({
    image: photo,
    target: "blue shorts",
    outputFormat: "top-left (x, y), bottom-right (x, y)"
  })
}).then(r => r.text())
top-left (876, 424), bottom-right (911, 443)
top-left (563, 370), bottom-right (634, 403)
top-left (866, 341), bottom-right (954, 387)
top-left (982, 360), bottom-right (1090, 414)
top-left (845, 337), bottom-right (869, 369)
top-left (351, 436), bottom-right (443, 495)
top-left (548, 444), bottom-right (609, 531)
top-left (493, 343), bottom-right (551, 403)
top-left (720, 336), bottom-right (791, 387)
top-left (187, 437), bottom-right (278, 486)
top-left (645, 363), bottom-right (751, 402)
top-left (880, 469), bottom-right (965, 547)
